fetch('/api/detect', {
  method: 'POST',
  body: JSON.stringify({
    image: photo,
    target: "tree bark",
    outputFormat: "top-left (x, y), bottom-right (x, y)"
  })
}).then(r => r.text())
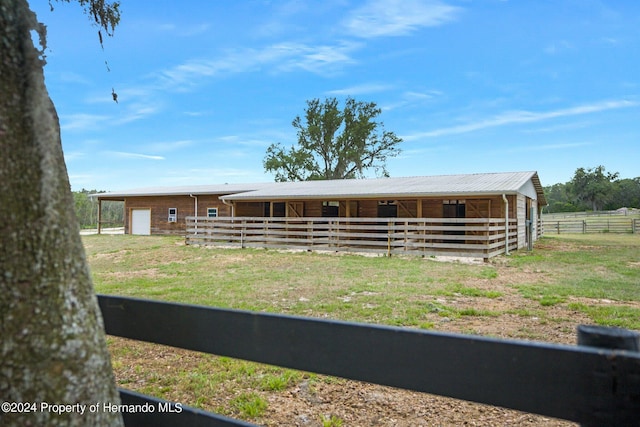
top-left (0, 1), bottom-right (123, 425)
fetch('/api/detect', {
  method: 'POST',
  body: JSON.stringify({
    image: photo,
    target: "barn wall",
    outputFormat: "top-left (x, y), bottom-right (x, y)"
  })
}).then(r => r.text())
top-left (235, 202), bottom-right (263, 217)
top-left (531, 199), bottom-right (539, 241)
top-left (422, 199), bottom-right (442, 217)
top-left (517, 194), bottom-right (526, 249)
top-left (306, 201), bottom-right (323, 217)
top-left (227, 196), bottom-right (518, 220)
top-left (121, 193), bottom-right (527, 236)
top-left (124, 195), bottom-right (230, 235)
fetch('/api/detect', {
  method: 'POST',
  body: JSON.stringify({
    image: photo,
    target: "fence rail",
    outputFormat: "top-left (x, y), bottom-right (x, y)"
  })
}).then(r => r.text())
top-left (542, 209), bottom-right (639, 219)
top-left (98, 295), bottom-right (640, 426)
top-left (543, 218), bottom-right (639, 234)
top-left (185, 216), bottom-right (519, 259)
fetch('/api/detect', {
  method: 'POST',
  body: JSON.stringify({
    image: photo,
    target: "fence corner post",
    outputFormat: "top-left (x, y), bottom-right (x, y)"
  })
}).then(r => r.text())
top-left (577, 324), bottom-right (640, 352)
top-left (577, 324), bottom-right (640, 427)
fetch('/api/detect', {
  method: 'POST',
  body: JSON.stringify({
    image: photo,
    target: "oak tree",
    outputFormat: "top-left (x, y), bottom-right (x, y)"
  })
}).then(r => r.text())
top-left (0, 1), bottom-right (123, 425)
top-left (264, 97), bottom-right (402, 181)
top-left (569, 165), bottom-right (619, 212)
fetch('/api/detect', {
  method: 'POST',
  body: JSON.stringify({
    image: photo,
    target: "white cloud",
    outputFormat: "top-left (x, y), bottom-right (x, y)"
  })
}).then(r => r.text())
top-left (544, 40), bottom-right (573, 55)
top-left (106, 151), bottom-right (165, 160)
top-left (146, 140), bottom-right (194, 153)
top-left (63, 151), bottom-right (85, 163)
top-left (326, 83), bottom-right (394, 96)
top-left (402, 99), bottom-right (639, 140)
top-left (344, 0), bottom-right (461, 38)
top-left (158, 42), bottom-right (360, 89)
top-left (163, 167), bottom-right (261, 184)
top-left (61, 113), bottom-right (110, 131)
top-left (505, 142), bottom-right (594, 153)
top-left (116, 103), bottom-right (161, 125)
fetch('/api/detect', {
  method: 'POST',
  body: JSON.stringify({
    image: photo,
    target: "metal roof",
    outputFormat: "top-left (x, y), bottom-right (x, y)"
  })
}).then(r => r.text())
top-left (93, 171), bottom-right (546, 205)
top-left (221, 171), bottom-right (547, 205)
top-left (90, 183), bottom-right (273, 199)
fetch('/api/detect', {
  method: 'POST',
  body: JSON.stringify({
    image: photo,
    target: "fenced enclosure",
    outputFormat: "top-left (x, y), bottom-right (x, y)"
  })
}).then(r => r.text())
top-left (98, 295), bottom-right (640, 426)
top-left (185, 216), bottom-right (524, 259)
top-left (542, 217), bottom-right (639, 234)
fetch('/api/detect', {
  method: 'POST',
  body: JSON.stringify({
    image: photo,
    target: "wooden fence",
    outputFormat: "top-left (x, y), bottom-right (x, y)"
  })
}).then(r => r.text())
top-left (98, 295), bottom-right (640, 426)
top-left (543, 218), bottom-right (639, 234)
top-left (185, 216), bottom-right (519, 259)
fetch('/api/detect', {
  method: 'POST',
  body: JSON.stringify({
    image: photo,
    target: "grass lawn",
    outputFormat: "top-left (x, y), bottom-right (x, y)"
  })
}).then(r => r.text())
top-left (84, 233), bottom-right (640, 425)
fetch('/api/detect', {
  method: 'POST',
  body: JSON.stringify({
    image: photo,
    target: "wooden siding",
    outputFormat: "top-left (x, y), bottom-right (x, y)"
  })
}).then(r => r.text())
top-left (516, 194), bottom-right (526, 249)
top-left (124, 195), bottom-right (230, 235)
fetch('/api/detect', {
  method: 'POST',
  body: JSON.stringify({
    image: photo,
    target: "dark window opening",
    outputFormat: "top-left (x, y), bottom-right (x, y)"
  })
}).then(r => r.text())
top-left (377, 201), bottom-right (397, 218)
top-left (443, 200), bottom-right (466, 242)
top-left (322, 201), bottom-right (339, 217)
top-left (272, 202), bottom-right (285, 217)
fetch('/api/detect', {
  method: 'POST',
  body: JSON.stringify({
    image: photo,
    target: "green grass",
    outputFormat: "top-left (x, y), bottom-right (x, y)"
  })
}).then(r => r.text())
top-left (86, 233), bottom-right (640, 422)
top-left (568, 303), bottom-right (640, 329)
top-left (85, 233), bottom-right (640, 327)
top-left (228, 392), bottom-right (268, 418)
top-left (321, 414), bottom-right (344, 427)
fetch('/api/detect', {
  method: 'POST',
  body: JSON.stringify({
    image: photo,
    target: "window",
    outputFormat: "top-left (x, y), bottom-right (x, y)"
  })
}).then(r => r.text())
top-left (207, 208), bottom-right (218, 218)
top-left (322, 201), bottom-right (339, 217)
top-left (377, 200), bottom-right (397, 218)
top-left (443, 200), bottom-right (465, 218)
top-left (168, 208), bottom-right (177, 222)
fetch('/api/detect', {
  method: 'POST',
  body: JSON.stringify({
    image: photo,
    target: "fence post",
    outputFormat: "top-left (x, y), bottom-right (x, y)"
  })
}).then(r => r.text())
top-left (582, 220), bottom-right (586, 234)
top-left (577, 325), bottom-right (640, 426)
top-left (578, 324), bottom-right (640, 352)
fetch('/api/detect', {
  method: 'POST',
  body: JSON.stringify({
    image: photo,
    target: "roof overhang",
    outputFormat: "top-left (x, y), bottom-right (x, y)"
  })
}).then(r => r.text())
top-left (90, 171), bottom-right (548, 207)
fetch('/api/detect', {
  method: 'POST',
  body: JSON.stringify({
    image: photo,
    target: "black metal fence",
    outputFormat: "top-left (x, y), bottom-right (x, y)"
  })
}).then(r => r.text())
top-left (98, 295), bottom-right (640, 426)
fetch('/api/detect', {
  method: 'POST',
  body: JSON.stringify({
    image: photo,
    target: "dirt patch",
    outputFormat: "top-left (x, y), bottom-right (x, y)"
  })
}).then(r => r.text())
top-left (102, 268), bottom-right (172, 281)
top-left (109, 336), bottom-right (575, 427)
top-left (266, 381), bottom-right (571, 427)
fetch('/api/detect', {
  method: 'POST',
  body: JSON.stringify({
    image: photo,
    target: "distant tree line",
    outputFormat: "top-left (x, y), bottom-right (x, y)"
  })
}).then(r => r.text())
top-left (544, 166), bottom-right (640, 213)
top-left (73, 189), bottom-right (123, 229)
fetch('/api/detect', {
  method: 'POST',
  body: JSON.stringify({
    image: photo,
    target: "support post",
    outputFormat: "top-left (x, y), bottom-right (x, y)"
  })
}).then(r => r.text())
top-left (97, 198), bottom-right (102, 235)
top-left (577, 324), bottom-right (640, 352)
top-left (577, 324), bottom-right (640, 427)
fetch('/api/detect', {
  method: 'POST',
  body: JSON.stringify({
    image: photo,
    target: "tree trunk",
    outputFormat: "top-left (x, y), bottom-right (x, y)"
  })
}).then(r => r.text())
top-left (0, 1), bottom-right (123, 425)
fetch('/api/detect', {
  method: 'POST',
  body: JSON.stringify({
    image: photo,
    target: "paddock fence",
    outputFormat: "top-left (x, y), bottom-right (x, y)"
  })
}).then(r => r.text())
top-left (98, 295), bottom-right (640, 426)
top-left (542, 217), bottom-right (640, 234)
top-left (185, 216), bottom-right (521, 259)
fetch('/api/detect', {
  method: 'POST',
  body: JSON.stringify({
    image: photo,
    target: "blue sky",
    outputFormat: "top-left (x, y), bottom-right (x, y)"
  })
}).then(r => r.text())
top-left (31, 0), bottom-right (639, 191)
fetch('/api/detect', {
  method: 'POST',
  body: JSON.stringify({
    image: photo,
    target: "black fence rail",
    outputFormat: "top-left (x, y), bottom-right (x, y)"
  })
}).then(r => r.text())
top-left (98, 295), bottom-right (640, 427)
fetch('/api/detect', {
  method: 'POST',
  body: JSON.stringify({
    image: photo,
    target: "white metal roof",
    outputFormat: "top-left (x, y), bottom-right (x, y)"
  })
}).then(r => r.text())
top-left (93, 171), bottom-right (546, 205)
top-left (221, 171), bottom-right (547, 205)
top-left (91, 183), bottom-right (273, 199)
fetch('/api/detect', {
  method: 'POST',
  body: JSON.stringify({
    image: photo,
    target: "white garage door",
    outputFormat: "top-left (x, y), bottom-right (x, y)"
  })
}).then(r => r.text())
top-left (131, 209), bottom-right (151, 235)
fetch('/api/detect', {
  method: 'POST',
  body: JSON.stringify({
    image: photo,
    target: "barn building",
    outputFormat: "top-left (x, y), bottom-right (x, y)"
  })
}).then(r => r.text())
top-left (93, 171), bottom-right (546, 259)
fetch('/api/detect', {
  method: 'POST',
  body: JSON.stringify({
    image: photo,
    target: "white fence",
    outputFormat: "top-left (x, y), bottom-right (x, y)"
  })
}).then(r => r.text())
top-left (185, 216), bottom-right (519, 259)
top-left (542, 217), bottom-right (639, 234)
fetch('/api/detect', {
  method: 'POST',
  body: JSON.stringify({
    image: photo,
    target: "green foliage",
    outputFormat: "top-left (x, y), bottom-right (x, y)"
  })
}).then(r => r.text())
top-left (570, 166), bottom-right (619, 211)
top-left (321, 414), bottom-right (344, 427)
top-left (50, 0), bottom-right (121, 37)
top-left (229, 392), bottom-right (268, 419)
top-left (264, 97), bottom-right (402, 181)
top-left (543, 165), bottom-right (640, 213)
top-left (73, 189), bottom-right (123, 228)
top-left (260, 370), bottom-right (301, 391)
